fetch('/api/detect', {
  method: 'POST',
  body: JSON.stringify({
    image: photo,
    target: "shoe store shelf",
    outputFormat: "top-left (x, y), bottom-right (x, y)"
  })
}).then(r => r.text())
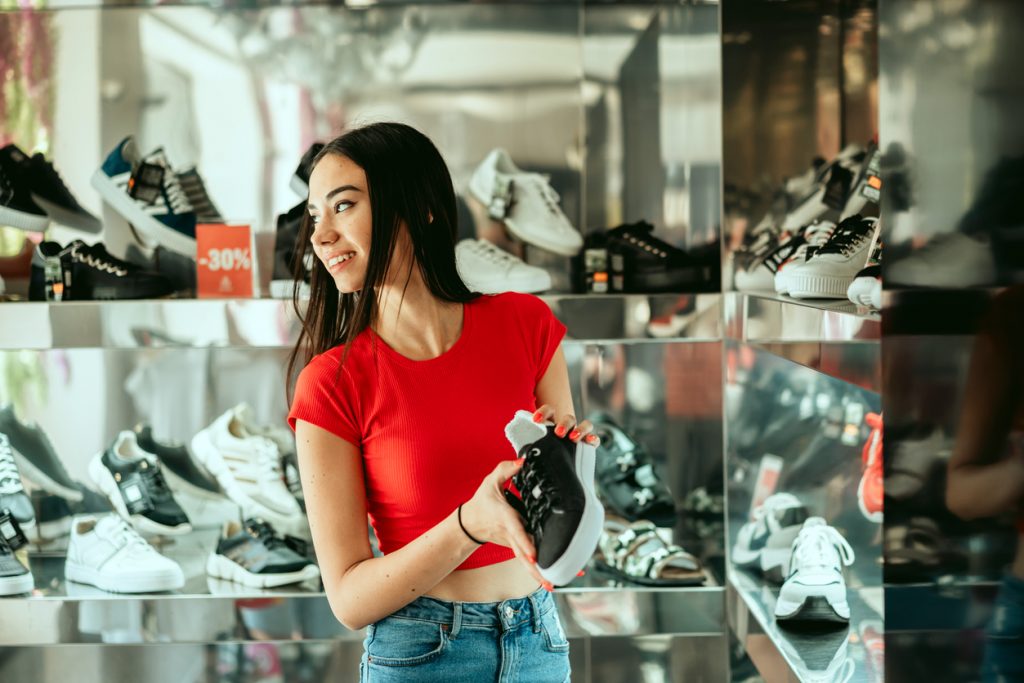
top-left (727, 570), bottom-right (883, 683)
top-left (726, 292), bottom-right (880, 344)
top-left (0, 293), bottom-right (722, 350)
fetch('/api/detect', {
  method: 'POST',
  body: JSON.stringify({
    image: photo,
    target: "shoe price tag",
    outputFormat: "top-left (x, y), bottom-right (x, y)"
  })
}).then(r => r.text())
top-left (128, 162), bottom-right (165, 205)
top-left (117, 473), bottom-right (154, 515)
top-left (860, 151), bottom-right (883, 204)
top-left (749, 454), bottom-right (784, 518)
top-left (196, 224), bottom-right (255, 298)
top-left (0, 510), bottom-right (28, 551)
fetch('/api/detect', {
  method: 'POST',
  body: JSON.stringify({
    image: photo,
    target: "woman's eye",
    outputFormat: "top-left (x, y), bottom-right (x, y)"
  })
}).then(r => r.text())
top-left (335, 201), bottom-right (353, 214)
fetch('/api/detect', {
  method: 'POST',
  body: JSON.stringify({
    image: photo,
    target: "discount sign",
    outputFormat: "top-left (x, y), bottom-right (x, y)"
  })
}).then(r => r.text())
top-left (196, 223), bottom-right (254, 298)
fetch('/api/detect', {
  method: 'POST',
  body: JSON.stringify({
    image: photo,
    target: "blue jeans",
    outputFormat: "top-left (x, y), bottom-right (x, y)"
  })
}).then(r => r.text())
top-left (360, 587), bottom-right (571, 682)
top-left (982, 572), bottom-right (1024, 682)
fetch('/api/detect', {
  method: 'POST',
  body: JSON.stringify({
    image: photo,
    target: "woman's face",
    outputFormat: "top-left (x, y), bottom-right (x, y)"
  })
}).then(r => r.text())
top-left (307, 154), bottom-right (373, 293)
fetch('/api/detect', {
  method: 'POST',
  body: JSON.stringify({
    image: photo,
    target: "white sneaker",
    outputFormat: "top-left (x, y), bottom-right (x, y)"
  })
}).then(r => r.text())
top-left (456, 239), bottom-right (553, 294)
top-left (233, 404), bottom-right (295, 459)
top-left (65, 514), bottom-right (185, 593)
top-left (781, 144), bottom-right (865, 232)
top-left (774, 220), bottom-right (837, 295)
top-left (847, 265), bottom-right (882, 309)
top-left (191, 407), bottom-right (300, 522)
top-left (468, 149), bottom-right (582, 257)
top-left (731, 492), bottom-right (810, 582)
top-left (785, 216), bottom-right (879, 299)
top-left (774, 517), bottom-right (855, 623)
top-left (886, 231), bottom-right (996, 288)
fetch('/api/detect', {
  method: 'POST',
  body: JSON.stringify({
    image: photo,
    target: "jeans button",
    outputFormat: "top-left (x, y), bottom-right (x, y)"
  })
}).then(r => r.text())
top-left (504, 605), bottom-right (514, 619)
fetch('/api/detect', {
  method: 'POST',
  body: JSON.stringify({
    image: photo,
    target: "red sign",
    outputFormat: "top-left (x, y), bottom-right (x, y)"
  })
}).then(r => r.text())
top-left (196, 224), bottom-right (254, 298)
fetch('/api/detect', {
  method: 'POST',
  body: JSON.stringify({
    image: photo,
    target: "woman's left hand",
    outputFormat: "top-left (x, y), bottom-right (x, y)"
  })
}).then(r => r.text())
top-left (531, 405), bottom-right (600, 446)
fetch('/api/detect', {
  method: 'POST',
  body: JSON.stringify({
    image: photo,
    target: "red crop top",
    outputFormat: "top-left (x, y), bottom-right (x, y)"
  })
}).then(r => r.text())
top-left (288, 292), bottom-right (566, 569)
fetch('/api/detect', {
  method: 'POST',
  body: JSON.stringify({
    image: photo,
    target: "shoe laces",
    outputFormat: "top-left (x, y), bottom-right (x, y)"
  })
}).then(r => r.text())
top-left (252, 437), bottom-right (285, 483)
top-left (816, 216), bottom-right (876, 257)
top-left (513, 446), bottom-right (561, 542)
top-left (792, 523), bottom-right (855, 571)
top-left (0, 434), bottom-right (24, 495)
top-left (245, 518), bottom-right (289, 551)
top-left (108, 517), bottom-right (157, 558)
top-left (139, 459), bottom-right (173, 501)
top-left (468, 240), bottom-right (520, 267)
top-left (68, 243), bottom-right (129, 277)
top-left (163, 172), bottom-right (194, 215)
top-left (521, 174), bottom-right (562, 216)
top-left (751, 493), bottom-right (803, 532)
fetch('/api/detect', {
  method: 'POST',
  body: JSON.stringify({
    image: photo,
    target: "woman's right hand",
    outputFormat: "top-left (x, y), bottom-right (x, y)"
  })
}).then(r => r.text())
top-left (460, 458), bottom-right (552, 590)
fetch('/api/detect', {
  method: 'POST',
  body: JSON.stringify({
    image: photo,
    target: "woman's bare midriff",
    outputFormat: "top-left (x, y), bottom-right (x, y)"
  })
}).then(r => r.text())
top-left (426, 557), bottom-right (541, 603)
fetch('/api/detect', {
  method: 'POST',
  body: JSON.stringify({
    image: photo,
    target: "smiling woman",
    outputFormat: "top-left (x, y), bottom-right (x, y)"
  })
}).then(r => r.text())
top-left (284, 122), bottom-right (592, 683)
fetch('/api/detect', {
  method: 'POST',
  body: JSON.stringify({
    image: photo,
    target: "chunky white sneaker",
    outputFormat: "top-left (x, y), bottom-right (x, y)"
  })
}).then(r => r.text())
top-left (774, 517), bottom-right (855, 623)
top-left (886, 231), bottom-right (996, 288)
top-left (191, 407), bottom-right (300, 522)
top-left (469, 149), bottom-right (582, 257)
top-left (785, 216), bottom-right (879, 299)
top-left (732, 492), bottom-right (810, 582)
top-left (774, 220), bottom-right (837, 295)
top-left (456, 239), bottom-right (553, 294)
top-left (65, 515), bottom-right (185, 593)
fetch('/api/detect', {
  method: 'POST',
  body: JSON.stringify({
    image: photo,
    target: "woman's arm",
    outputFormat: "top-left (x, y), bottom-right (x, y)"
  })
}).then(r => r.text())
top-left (296, 420), bottom-right (544, 630)
top-left (534, 346), bottom-right (599, 445)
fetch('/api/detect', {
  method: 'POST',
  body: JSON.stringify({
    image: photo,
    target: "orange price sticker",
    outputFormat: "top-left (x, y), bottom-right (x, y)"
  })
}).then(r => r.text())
top-left (196, 223), bottom-right (254, 298)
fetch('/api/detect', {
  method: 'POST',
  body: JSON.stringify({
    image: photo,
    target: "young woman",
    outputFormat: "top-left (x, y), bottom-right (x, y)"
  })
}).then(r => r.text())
top-left (286, 122), bottom-right (597, 682)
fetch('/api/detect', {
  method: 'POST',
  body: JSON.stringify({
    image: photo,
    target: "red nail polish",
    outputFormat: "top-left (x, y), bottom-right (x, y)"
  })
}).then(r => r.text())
top-left (554, 425), bottom-right (566, 437)
top-left (577, 570), bottom-right (585, 577)
top-left (568, 429), bottom-right (580, 441)
top-left (516, 456), bottom-right (526, 464)
top-left (586, 435), bottom-right (598, 444)
top-left (532, 413), bottom-right (543, 423)
top-left (544, 582), bottom-right (554, 592)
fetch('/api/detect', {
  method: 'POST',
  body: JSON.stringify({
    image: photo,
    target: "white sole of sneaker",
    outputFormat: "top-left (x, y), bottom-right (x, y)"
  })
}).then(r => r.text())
top-left (65, 559), bottom-right (183, 593)
top-left (206, 552), bottom-right (319, 588)
top-left (0, 570), bottom-right (34, 595)
top-left (775, 592), bottom-right (851, 623)
top-left (0, 204), bottom-right (49, 232)
top-left (787, 273), bottom-right (855, 299)
top-left (9, 446), bottom-right (83, 502)
top-left (538, 441), bottom-right (604, 586)
top-left (90, 169), bottom-right (197, 258)
top-left (88, 454), bottom-right (193, 537)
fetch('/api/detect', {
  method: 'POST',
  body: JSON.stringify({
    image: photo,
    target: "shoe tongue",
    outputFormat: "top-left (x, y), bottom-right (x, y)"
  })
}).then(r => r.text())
top-left (504, 410), bottom-right (548, 454)
top-left (803, 516), bottom-right (827, 530)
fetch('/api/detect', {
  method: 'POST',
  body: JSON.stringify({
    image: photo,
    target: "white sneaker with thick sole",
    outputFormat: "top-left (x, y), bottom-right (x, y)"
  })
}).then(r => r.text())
top-left (731, 492), bottom-right (810, 581)
top-left (456, 239), bottom-right (552, 294)
top-left (774, 220), bottom-right (837, 295)
top-left (774, 517), bottom-right (855, 623)
top-left (469, 149), bottom-right (582, 257)
top-left (785, 216), bottom-right (879, 299)
top-left (65, 515), bottom-right (184, 593)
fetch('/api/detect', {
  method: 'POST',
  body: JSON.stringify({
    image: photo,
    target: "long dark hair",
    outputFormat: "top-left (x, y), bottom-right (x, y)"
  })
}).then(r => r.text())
top-left (286, 122), bottom-right (478, 399)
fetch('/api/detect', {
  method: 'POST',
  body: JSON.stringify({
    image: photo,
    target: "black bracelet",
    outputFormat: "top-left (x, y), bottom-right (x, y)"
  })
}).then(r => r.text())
top-left (457, 504), bottom-right (486, 545)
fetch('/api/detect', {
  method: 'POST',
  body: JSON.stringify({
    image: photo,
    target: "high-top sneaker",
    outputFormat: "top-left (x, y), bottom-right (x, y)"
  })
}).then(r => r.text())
top-left (732, 492), bottom-right (810, 582)
top-left (858, 413), bottom-right (883, 523)
top-left (784, 215), bottom-right (879, 299)
top-left (503, 411), bottom-right (604, 586)
top-left (0, 433), bottom-right (36, 530)
top-left (774, 517), bottom-right (855, 623)
top-left (29, 240), bottom-right (174, 301)
top-left (91, 138), bottom-right (197, 257)
top-left (88, 431), bottom-right (192, 536)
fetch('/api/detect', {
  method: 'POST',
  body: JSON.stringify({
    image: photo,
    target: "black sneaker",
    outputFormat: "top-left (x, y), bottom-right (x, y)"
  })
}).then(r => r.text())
top-left (0, 405), bottom-right (82, 502)
top-left (590, 415), bottom-right (676, 527)
top-left (133, 425), bottom-right (221, 500)
top-left (0, 514), bottom-right (32, 595)
top-left (291, 142), bottom-right (324, 197)
top-left (29, 240), bottom-right (175, 301)
top-left (28, 491), bottom-right (72, 543)
top-left (16, 146), bottom-right (102, 233)
top-left (0, 147), bottom-right (49, 232)
top-left (270, 201), bottom-right (310, 298)
top-left (177, 168), bottom-right (224, 223)
top-left (606, 221), bottom-right (715, 293)
top-left (125, 243), bottom-right (196, 297)
top-left (88, 431), bottom-right (191, 536)
top-left (0, 433), bottom-right (36, 530)
top-left (503, 411), bottom-right (604, 586)
top-left (206, 518), bottom-right (320, 588)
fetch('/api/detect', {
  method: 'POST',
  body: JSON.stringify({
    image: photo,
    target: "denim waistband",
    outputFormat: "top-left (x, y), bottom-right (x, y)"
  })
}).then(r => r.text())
top-left (384, 586), bottom-right (553, 635)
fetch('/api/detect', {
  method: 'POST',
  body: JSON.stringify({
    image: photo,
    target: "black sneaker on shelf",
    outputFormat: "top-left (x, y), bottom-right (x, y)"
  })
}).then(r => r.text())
top-left (270, 200), bottom-right (310, 298)
top-left (206, 517), bottom-right (320, 588)
top-left (0, 433), bottom-right (36, 530)
top-left (503, 411), bottom-right (604, 586)
top-left (125, 242), bottom-right (196, 297)
top-left (0, 149), bottom-right (49, 232)
top-left (590, 415), bottom-right (676, 528)
top-left (88, 431), bottom-right (192, 536)
top-left (177, 168), bottom-right (224, 224)
top-left (28, 491), bottom-right (73, 543)
top-left (133, 425), bottom-right (222, 501)
top-left (0, 405), bottom-right (82, 502)
top-left (0, 514), bottom-right (32, 596)
top-left (17, 146), bottom-right (102, 233)
top-left (606, 221), bottom-right (715, 293)
top-left (291, 142), bottom-right (324, 197)
top-left (29, 240), bottom-right (175, 301)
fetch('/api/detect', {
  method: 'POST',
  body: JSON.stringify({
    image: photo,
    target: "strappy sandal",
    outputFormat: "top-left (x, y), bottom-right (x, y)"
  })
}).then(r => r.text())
top-left (595, 518), bottom-right (705, 587)
top-left (591, 415), bottom-right (676, 527)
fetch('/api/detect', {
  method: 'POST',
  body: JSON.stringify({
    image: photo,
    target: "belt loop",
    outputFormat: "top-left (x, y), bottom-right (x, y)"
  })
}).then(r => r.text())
top-left (528, 591), bottom-right (543, 633)
top-left (451, 601), bottom-right (463, 639)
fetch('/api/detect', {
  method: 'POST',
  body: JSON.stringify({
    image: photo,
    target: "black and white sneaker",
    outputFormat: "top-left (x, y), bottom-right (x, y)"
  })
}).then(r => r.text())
top-left (0, 147), bottom-right (49, 232)
top-left (503, 411), bottom-right (604, 586)
top-left (774, 517), bottom-right (855, 624)
top-left (28, 240), bottom-right (175, 301)
top-left (88, 431), bottom-right (192, 536)
top-left (0, 433), bottom-right (35, 530)
top-left (732, 492), bottom-right (810, 582)
top-left (0, 514), bottom-right (33, 595)
top-left (133, 425), bottom-right (222, 501)
top-left (0, 405), bottom-right (81, 502)
top-left (206, 518), bottom-right (319, 588)
top-left (290, 142), bottom-right (324, 197)
top-left (0, 144), bottom-right (102, 233)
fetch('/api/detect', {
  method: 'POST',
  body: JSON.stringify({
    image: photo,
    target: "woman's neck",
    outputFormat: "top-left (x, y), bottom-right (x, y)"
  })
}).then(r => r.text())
top-left (373, 263), bottom-right (463, 360)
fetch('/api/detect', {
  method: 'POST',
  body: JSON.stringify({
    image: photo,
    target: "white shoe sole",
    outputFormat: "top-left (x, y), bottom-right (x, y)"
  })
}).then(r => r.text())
top-left (206, 552), bottom-right (319, 588)
top-left (0, 204), bottom-right (49, 232)
top-left (538, 441), bottom-right (604, 586)
top-left (90, 169), bottom-right (196, 258)
top-left (88, 454), bottom-right (193, 536)
top-left (9, 446), bottom-right (83, 502)
top-left (65, 559), bottom-right (184, 593)
top-left (462, 271), bottom-right (552, 295)
top-left (787, 273), bottom-right (856, 299)
top-left (775, 584), bottom-right (851, 623)
top-left (0, 570), bottom-right (34, 595)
